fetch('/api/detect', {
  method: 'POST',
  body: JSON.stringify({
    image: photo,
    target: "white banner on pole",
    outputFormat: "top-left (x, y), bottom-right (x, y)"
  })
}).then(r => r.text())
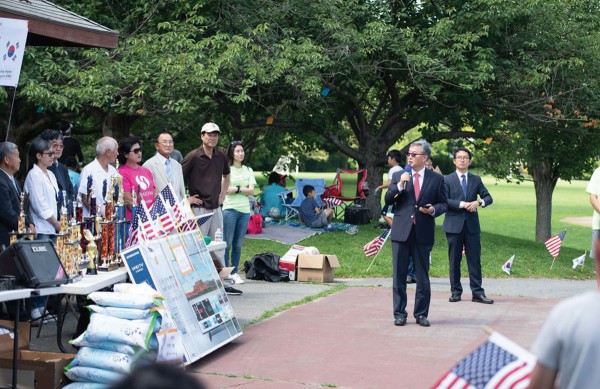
top-left (0, 18), bottom-right (29, 87)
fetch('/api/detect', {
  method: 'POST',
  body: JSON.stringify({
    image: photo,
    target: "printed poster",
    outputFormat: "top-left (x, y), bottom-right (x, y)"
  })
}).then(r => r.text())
top-left (0, 18), bottom-right (28, 87)
top-left (121, 231), bottom-right (242, 364)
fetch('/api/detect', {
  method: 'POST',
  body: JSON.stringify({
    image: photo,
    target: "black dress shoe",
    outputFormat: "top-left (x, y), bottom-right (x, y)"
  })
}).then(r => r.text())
top-left (472, 294), bottom-right (494, 304)
top-left (394, 317), bottom-right (407, 326)
top-left (416, 315), bottom-right (430, 327)
top-left (449, 293), bottom-right (461, 302)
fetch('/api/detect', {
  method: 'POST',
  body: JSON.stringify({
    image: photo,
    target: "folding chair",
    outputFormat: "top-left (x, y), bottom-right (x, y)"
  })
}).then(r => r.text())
top-left (279, 178), bottom-right (326, 221)
top-left (321, 168), bottom-right (368, 219)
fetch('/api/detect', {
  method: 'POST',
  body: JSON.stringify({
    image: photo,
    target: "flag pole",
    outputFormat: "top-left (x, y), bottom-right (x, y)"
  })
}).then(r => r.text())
top-left (550, 256), bottom-right (557, 270)
top-left (365, 231), bottom-right (391, 273)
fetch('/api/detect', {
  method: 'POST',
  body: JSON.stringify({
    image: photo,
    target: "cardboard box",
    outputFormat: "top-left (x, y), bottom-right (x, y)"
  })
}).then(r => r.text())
top-left (296, 254), bottom-right (340, 283)
top-left (279, 245), bottom-right (307, 281)
top-left (0, 320), bottom-right (75, 389)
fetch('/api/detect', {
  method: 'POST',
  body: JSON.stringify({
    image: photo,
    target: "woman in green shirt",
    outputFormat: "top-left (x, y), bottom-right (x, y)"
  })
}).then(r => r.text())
top-left (222, 141), bottom-right (257, 284)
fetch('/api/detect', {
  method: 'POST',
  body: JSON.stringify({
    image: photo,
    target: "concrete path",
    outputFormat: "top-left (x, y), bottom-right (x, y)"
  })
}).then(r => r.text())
top-left (189, 277), bottom-right (597, 388)
top-left (28, 276), bottom-right (597, 388)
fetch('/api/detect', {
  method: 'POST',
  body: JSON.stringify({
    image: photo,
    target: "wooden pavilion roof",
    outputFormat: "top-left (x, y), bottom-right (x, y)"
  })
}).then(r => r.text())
top-left (0, 0), bottom-right (118, 48)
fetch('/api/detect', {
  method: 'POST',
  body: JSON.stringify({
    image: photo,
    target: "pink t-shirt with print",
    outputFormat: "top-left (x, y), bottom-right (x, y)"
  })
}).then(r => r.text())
top-left (119, 164), bottom-right (156, 220)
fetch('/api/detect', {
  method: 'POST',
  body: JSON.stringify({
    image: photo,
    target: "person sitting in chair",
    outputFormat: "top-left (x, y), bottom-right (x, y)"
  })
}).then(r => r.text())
top-left (259, 171), bottom-right (288, 219)
top-left (299, 185), bottom-right (333, 228)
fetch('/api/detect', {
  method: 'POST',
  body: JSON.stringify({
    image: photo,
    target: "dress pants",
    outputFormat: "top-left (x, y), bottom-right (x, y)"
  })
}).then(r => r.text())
top-left (391, 227), bottom-right (432, 319)
top-left (446, 221), bottom-right (484, 296)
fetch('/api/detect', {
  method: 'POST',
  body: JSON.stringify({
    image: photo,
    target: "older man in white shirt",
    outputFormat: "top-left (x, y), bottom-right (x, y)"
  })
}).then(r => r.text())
top-left (78, 137), bottom-right (118, 217)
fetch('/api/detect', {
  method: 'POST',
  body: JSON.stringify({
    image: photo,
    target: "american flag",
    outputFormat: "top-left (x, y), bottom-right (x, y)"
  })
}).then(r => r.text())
top-left (161, 185), bottom-right (185, 225)
top-left (322, 196), bottom-right (343, 209)
top-left (125, 206), bottom-right (141, 247)
top-left (150, 196), bottom-right (175, 235)
top-left (432, 331), bottom-right (535, 389)
top-left (544, 229), bottom-right (566, 258)
top-left (363, 229), bottom-right (390, 257)
top-left (140, 202), bottom-right (158, 240)
top-left (178, 198), bottom-right (198, 232)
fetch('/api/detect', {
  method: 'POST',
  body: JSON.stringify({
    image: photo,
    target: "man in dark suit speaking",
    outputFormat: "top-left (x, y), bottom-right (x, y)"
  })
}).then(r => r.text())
top-left (442, 147), bottom-right (494, 304)
top-left (384, 139), bottom-right (446, 327)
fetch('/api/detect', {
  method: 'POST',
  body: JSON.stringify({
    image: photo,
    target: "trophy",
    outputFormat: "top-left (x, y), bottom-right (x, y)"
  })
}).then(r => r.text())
top-left (9, 192), bottom-right (35, 245)
top-left (82, 229), bottom-right (98, 275)
top-left (98, 179), bottom-right (118, 271)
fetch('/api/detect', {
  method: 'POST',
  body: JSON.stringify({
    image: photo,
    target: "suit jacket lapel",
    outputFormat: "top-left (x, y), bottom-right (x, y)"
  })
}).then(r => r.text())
top-left (153, 157), bottom-right (169, 185)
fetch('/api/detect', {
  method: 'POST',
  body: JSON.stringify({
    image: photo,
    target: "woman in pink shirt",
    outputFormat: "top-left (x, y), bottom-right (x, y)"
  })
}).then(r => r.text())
top-left (117, 135), bottom-right (157, 220)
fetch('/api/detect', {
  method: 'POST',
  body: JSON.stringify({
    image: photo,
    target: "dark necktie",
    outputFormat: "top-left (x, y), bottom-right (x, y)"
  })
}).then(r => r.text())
top-left (461, 174), bottom-right (467, 197)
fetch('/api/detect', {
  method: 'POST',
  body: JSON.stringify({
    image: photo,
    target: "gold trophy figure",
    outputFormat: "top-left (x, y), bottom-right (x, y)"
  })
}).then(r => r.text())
top-left (82, 229), bottom-right (98, 275)
top-left (10, 192), bottom-right (29, 245)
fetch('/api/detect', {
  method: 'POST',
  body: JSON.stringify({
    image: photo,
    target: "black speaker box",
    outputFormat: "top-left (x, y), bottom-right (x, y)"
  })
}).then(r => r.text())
top-left (0, 240), bottom-right (69, 288)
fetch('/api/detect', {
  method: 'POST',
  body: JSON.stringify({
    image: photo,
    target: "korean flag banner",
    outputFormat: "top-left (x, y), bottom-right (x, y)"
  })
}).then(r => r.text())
top-left (0, 18), bottom-right (28, 87)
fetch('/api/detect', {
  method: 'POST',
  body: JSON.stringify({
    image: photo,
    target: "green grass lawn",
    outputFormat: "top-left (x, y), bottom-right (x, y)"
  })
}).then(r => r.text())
top-left (247, 173), bottom-right (595, 280)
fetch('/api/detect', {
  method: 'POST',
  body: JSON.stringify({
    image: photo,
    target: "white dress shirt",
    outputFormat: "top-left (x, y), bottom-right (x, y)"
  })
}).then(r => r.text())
top-left (78, 158), bottom-right (117, 217)
top-left (24, 164), bottom-right (59, 234)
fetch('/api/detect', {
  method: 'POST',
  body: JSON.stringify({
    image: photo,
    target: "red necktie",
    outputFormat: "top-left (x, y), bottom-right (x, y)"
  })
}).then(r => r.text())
top-left (413, 172), bottom-right (421, 200)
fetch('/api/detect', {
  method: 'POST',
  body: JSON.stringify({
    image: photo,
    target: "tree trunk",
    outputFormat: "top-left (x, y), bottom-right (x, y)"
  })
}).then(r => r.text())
top-left (529, 158), bottom-right (559, 242)
top-left (101, 110), bottom-right (137, 140)
top-left (364, 160), bottom-right (385, 221)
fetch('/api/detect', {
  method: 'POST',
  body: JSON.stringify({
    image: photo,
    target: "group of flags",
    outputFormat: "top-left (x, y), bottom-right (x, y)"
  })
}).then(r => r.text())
top-left (363, 227), bottom-right (587, 273)
top-left (125, 184), bottom-right (206, 247)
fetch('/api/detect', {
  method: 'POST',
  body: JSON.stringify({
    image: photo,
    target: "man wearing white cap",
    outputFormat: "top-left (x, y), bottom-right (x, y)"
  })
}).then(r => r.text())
top-left (182, 122), bottom-right (240, 294)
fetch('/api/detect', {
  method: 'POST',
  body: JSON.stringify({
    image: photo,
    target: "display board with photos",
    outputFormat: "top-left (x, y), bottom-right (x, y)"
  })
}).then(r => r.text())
top-left (121, 230), bottom-right (242, 364)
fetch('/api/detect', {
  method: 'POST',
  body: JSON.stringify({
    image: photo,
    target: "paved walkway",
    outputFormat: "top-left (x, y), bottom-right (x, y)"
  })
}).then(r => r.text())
top-left (28, 276), bottom-right (597, 388)
top-left (189, 277), bottom-right (597, 388)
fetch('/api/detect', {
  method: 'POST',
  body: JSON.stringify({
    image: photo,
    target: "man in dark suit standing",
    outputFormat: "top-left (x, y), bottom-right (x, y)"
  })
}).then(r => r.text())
top-left (0, 142), bottom-right (35, 248)
top-left (384, 139), bottom-right (446, 327)
top-left (0, 142), bottom-right (36, 320)
top-left (442, 147), bottom-right (494, 304)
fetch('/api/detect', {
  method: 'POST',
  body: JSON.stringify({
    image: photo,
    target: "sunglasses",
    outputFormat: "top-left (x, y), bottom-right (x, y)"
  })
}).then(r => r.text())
top-left (230, 140), bottom-right (243, 147)
top-left (42, 151), bottom-right (55, 157)
top-left (130, 148), bottom-right (142, 154)
top-left (407, 152), bottom-right (425, 158)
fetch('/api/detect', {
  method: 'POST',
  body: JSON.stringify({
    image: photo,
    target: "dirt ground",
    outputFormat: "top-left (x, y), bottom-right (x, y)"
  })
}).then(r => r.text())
top-left (561, 216), bottom-right (592, 227)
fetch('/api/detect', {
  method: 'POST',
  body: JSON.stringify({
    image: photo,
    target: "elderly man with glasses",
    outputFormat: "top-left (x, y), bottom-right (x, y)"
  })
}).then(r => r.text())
top-left (384, 139), bottom-right (447, 327)
top-left (143, 132), bottom-right (186, 201)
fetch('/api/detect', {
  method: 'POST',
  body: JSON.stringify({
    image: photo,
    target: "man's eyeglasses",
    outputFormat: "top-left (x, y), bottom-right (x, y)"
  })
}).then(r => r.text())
top-left (455, 156), bottom-right (470, 161)
top-left (130, 148), bottom-right (142, 154)
top-left (159, 141), bottom-right (174, 145)
top-left (407, 152), bottom-right (425, 158)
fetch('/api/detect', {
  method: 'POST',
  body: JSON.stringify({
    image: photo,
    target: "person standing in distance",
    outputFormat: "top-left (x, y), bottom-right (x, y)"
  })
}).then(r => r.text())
top-left (78, 137), bottom-right (118, 217)
top-left (442, 147), bottom-right (494, 304)
top-left (586, 164), bottom-right (600, 262)
top-left (181, 123), bottom-right (238, 294)
top-left (143, 132), bottom-right (186, 201)
top-left (384, 139), bottom-right (446, 327)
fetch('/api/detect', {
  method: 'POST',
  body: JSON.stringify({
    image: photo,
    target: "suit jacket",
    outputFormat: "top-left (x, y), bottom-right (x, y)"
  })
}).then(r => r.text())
top-left (442, 172), bottom-right (493, 234)
top-left (384, 168), bottom-right (447, 245)
top-left (48, 162), bottom-right (74, 215)
top-left (0, 171), bottom-right (26, 248)
top-left (143, 154), bottom-right (186, 201)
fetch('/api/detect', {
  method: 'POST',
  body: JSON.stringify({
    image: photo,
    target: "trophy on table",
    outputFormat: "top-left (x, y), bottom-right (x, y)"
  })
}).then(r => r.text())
top-left (9, 192), bottom-right (35, 245)
top-left (98, 177), bottom-right (118, 271)
top-left (111, 166), bottom-right (126, 266)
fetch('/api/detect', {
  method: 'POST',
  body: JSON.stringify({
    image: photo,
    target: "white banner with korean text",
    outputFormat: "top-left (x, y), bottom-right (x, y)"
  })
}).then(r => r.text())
top-left (0, 18), bottom-right (28, 87)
